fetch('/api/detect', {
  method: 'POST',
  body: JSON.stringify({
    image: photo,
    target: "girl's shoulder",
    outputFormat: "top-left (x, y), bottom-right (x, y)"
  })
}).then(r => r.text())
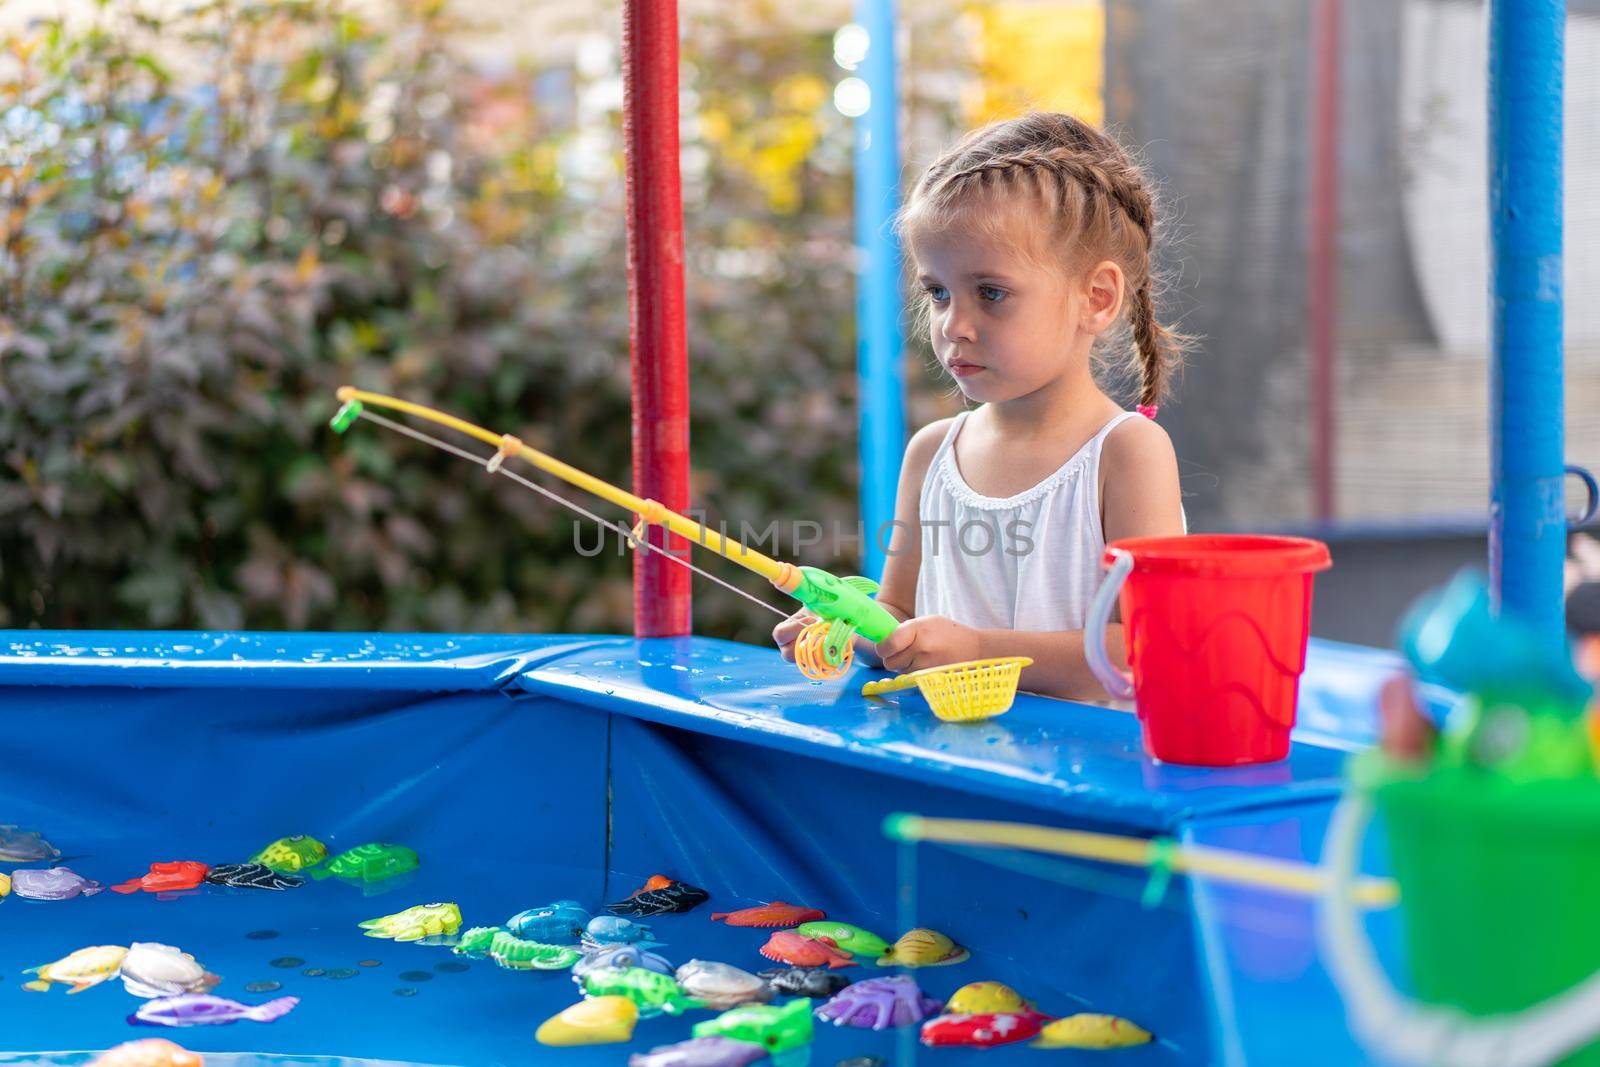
top-left (1100, 410), bottom-right (1175, 472)
top-left (904, 414), bottom-right (962, 482)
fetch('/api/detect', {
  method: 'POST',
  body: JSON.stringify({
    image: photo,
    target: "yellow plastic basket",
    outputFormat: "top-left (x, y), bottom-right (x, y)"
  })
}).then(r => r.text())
top-left (862, 657), bottom-right (1033, 722)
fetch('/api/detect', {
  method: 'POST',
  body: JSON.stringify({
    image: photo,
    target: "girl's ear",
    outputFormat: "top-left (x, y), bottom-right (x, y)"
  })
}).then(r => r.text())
top-left (1081, 260), bottom-right (1126, 334)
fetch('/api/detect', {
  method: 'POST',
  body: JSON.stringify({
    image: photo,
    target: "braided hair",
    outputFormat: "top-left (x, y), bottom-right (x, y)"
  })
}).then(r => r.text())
top-left (900, 113), bottom-right (1184, 409)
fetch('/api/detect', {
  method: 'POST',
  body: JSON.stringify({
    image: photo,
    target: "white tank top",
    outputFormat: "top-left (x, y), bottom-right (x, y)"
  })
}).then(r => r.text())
top-left (914, 409), bottom-right (1138, 632)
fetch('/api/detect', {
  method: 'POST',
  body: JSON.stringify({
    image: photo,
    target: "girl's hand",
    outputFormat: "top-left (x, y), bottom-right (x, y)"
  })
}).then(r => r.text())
top-left (772, 608), bottom-right (820, 664)
top-left (876, 615), bottom-right (981, 674)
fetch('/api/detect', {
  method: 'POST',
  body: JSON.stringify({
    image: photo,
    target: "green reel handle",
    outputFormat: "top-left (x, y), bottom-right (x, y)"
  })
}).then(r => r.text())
top-left (782, 566), bottom-right (900, 667)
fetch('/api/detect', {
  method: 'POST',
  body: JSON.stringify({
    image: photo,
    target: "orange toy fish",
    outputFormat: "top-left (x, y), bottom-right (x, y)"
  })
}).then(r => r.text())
top-left (112, 861), bottom-right (210, 895)
top-left (90, 1039), bottom-right (203, 1067)
top-left (630, 875), bottom-right (675, 898)
top-left (758, 930), bottom-right (854, 970)
top-left (710, 901), bottom-right (825, 928)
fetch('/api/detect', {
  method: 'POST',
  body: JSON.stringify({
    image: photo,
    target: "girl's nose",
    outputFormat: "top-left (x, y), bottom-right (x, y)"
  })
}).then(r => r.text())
top-left (940, 304), bottom-right (976, 345)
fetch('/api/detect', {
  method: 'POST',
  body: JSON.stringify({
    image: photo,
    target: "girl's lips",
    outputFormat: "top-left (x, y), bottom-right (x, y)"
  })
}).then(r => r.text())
top-left (948, 362), bottom-right (984, 378)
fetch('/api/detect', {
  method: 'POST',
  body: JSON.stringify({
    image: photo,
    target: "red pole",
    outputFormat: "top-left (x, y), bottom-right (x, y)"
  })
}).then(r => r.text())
top-left (621, 0), bottom-right (692, 637)
top-left (1309, 0), bottom-right (1340, 522)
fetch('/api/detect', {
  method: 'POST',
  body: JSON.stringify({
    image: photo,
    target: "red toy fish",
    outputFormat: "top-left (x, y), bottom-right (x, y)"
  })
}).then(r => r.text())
top-left (920, 1011), bottom-right (1052, 1048)
top-left (112, 861), bottom-right (210, 895)
top-left (710, 901), bottom-right (825, 928)
top-left (758, 930), bottom-right (855, 970)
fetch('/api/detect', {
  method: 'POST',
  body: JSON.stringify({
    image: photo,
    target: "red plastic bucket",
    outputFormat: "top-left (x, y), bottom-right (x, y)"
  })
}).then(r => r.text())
top-left (1084, 535), bottom-right (1332, 766)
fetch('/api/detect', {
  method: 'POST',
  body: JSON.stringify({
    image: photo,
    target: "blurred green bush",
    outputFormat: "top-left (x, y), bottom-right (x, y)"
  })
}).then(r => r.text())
top-left (0, 0), bottom-right (935, 639)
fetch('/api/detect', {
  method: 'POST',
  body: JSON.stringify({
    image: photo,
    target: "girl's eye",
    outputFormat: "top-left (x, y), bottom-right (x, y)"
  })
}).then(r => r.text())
top-left (978, 285), bottom-right (1007, 303)
top-left (925, 285), bottom-right (949, 302)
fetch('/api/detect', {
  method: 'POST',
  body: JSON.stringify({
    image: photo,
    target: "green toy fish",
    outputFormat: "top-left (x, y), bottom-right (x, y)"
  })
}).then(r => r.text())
top-left (693, 998), bottom-right (815, 1053)
top-left (453, 926), bottom-right (503, 957)
top-left (489, 931), bottom-right (582, 971)
top-left (310, 843), bottom-right (418, 883)
top-left (794, 921), bottom-right (889, 959)
top-left (582, 966), bottom-right (699, 1016)
top-left (359, 902), bottom-right (461, 942)
top-left (248, 835), bottom-right (327, 873)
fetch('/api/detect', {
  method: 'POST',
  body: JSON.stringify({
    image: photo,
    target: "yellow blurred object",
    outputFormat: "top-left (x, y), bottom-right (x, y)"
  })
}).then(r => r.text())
top-left (535, 996), bottom-right (639, 1046)
top-left (862, 657), bottom-right (1032, 722)
top-left (1033, 1012), bottom-right (1153, 1049)
top-left (877, 928), bottom-right (970, 968)
top-left (89, 1040), bottom-right (203, 1067)
top-left (0, 871), bottom-right (9, 899)
top-left (965, 1), bottom-right (1104, 126)
top-left (946, 981), bottom-right (1028, 1014)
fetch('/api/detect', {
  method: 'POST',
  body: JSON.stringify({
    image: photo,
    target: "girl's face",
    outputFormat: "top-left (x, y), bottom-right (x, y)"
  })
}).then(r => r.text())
top-left (913, 210), bottom-right (1117, 404)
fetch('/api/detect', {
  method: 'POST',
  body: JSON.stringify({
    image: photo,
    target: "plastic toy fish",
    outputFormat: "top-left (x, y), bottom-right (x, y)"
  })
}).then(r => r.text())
top-left (920, 1010), bottom-right (1050, 1048)
top-left (12, 866), bottom-right (103, 900)
top-left (0, 825), bottom-right (61, 863)
top-left (817, 975), bottom-right (942, 1030)
top-left (877, 928), bottom-right (969, 968)
top-left (608, 877), bottom-right (711, 917)
top-left (794, 921), bottom-right (889, 959)
top-left (536, 995), bottom-right (639, 1046)
top-left (945, 981), bottom-right (1028, 1015)
top-left (23, 945), bottom-right (128, 993)
top-left (310, 843), bottom-right (417, 882)
top-left (582, 965), bottom-right (698, 1016)
top-left (628, 1037), bottom-right (769, 1067)
top-left (113, 861), bottom-right (210, 895)
top-left (359, 901), bottom-right (462, 942)
top-left (0, 871), bottom-right (9, 898)
top-left (452, 926), bottom-right (503, 957)
top-left (573, 943), bottom-right (675, 980)
top-left (760, 966), bottom-right (853, 999)
top-left (88, 1040), bottom-right (203, 1067)
top-left (204, 863), bottom-right (302, 891)
top-left (710, 900), bottom-right (825, 928)
top-left (119, 943), bottom-right (221, 999)
top-left (129, 993), bottom-right (299, 1028)
top-left (693, 998), bottom-right (815, 1054)
top-left (489, 930), bottom-right (582, 971)
top-left (674, 960), bottom-right (774, 1010)
top-left (759, 931), bottom-right (854, 970)
top-left (248, 835), bottom-right (326, 872)
top-left (1032, 1013), bottom-right (1154, 1049)
top-left (583, 914), bottom-right (661, 949)
top-left (508, 899), bottom-right (591, 942)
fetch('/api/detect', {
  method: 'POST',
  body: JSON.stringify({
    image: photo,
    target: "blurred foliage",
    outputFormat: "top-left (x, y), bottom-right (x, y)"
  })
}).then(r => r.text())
top-left (0, 0), bottom-right (957, 638)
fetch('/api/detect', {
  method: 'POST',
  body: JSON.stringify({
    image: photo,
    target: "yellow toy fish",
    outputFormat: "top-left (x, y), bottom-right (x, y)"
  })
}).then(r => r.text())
top-left (249, 835), bottom-right (327, 873)
top-left (536, 995), bottom-right (639, 1046)
top-left (0, 871), bottom-right (10, 899)
top-left (1032, 1013), bottom-right (1154, 1049)
top-left (23, 945), bottom-right (129, 993)
top-left (89, 1039), bottom-right (203, 1067)
top-left (358, 901), bottom-right (461, 942)
top-left (876, 928), bottom-right (969, 968)
top-left (946, 981), bottom-right (1028, 1014)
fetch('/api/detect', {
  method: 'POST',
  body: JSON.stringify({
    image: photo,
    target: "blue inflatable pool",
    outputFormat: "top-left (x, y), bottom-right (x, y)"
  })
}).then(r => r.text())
top-left (0, 632), bottom-right (1406, 1065)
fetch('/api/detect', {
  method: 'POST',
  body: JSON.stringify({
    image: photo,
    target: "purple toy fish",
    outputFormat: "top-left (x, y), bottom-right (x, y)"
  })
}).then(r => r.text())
top-left (817, 975), bottom-right (943, 1030)
top-left (628, 1036), bottom-right (769, 1067)
top-left (129, 993), bottom-right (299, 1028)
top-left (12, 866), bottom-right (103, 900)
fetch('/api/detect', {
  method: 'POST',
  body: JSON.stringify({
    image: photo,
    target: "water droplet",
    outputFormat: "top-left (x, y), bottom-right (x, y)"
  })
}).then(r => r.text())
top-left (394, 987), bottom-right (419, 997)
top-left (245, 930), bottom-right (280, 941)
top-left (301, 968), bottom-right (326, 977)
top-left (434, 960), bottom-right (469, 973)
top-left (399, 970), bottom-right (434, 982)
top-left (269, 957), bottom-right (304, 968)
top-left (244, 981), bottom-right (282, 993)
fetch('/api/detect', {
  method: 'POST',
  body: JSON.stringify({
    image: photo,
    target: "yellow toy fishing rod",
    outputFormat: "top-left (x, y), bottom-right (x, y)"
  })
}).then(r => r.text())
top-left (333, 387), bottom-right (909, 683)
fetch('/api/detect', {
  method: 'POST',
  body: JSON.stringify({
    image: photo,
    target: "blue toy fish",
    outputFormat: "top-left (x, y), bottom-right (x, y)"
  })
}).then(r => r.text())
top-left (582, 915), bottom-right (661, 950)
top-left (508, 900), bottom-right (591, 944)
top-left (572, 944), bottom-right (674, 982)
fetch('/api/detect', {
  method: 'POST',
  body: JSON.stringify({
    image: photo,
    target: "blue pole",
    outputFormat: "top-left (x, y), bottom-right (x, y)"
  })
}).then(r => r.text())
top-left (854, 0), bottom-right (905, 582)
top-left (1488, 0), bottom-right (1566, 644)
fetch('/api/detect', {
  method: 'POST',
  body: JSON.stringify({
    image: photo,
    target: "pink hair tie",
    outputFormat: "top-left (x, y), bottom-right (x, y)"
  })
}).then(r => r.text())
top-left (1137, 404), bottom-right (1160, 420)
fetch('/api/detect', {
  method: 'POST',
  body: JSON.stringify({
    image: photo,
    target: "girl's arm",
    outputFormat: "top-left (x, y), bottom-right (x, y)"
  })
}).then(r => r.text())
top-left (878, 415), bottom-right (1184, 701)
top-left (773, 418), bottom-right (953, 667)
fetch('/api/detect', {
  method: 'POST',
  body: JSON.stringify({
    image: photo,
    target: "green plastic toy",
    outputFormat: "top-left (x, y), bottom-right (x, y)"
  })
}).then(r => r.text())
top-left (248, 835), bottom-right (327, 873)
top-left (794, 921), bottom-right (889, 959)
top-left (310, 843), bottom-right (419, 883)
top-left (692, 998), bottom-right (814, 1053)
top-left (359, 902), bottom-right (461, 942)
top-left (453, 926), bottom-right (503, 957)
top-left (582, 966), bottom-right (699, 1016)
top-left (488, 931), bottom-right (581, 971)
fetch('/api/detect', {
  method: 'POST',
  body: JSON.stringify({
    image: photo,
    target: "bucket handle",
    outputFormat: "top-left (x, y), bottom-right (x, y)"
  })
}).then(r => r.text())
top-left (1318, 792), bottom-right (1600, 1067)
top-left (1568, 464), bottom-right (1599, 526)
top-left (1086, 548), bottom-right (1137, 701)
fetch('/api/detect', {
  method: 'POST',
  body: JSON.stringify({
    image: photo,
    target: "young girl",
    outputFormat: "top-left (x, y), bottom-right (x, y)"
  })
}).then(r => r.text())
top-left (774, 112), bottom-right (1186, 702)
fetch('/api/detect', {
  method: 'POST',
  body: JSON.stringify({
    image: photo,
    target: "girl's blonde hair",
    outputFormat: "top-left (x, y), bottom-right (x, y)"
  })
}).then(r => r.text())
top-left (899, 112), bottom-right (1184, 409)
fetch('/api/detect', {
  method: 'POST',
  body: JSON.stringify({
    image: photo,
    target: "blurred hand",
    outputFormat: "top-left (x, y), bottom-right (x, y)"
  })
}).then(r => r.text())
top-left (772, 608), bottom-right (820, 664)
top-left (876, 615), bottom-right (981, 674)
